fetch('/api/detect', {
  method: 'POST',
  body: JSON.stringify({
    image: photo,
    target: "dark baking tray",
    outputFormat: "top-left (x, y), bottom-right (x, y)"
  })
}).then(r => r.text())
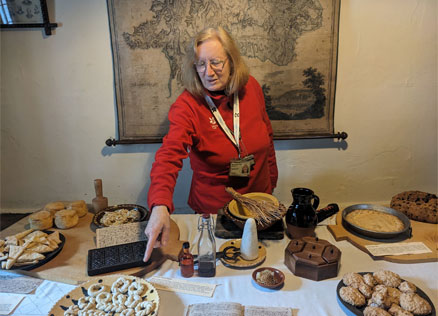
top-left (342, 204), bottom-right (411, 239)
top-left (336, 272), bottom-right (435, 316)
top-left (7, 230), bottom-right (66, 271)
top-left (92, 204), bottom-right (149, 228)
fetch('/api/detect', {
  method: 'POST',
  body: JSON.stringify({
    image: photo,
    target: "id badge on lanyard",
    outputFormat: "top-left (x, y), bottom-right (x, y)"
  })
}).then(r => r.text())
top-left (204, 94), bottom-right (255, 177)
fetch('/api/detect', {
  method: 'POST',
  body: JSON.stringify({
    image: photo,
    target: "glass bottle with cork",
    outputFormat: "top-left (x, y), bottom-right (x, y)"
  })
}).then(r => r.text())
top-left (197, 214), bottom-right (216, 277)
top-left (179, 242), bottom-right (194, 278)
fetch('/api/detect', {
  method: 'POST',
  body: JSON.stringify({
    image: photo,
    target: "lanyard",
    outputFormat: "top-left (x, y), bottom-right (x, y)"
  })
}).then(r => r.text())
top-left (204, 93), bottom-right (241, 157)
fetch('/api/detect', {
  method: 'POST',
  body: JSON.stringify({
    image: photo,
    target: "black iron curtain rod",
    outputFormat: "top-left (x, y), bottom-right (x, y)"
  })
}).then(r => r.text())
top-left (105, 131), bottom-right (348, 147)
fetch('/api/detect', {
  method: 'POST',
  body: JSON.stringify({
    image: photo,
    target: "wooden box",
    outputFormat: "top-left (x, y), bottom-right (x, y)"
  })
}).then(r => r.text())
top-left (284, 236), bottom-right (341, 281)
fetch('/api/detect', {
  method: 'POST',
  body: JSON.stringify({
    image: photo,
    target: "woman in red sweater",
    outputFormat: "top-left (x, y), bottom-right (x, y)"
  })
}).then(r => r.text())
top-left (144, 27), bottom-right (278, 262)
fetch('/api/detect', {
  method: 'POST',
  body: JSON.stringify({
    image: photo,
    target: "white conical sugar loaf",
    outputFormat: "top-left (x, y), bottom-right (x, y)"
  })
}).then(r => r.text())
top-left (240, 218), bottom-right (258, 260)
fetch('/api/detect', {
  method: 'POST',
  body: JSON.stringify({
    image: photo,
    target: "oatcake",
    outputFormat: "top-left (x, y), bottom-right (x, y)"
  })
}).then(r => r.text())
top-left (345, 209), bottom-right (404, 233)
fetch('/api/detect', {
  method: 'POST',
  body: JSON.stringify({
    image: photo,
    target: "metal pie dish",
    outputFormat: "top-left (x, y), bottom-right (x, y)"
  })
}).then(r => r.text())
top-left (342, 204), bottom-right (411, 239)
top-left (92, 204), bottom-right (149, 228)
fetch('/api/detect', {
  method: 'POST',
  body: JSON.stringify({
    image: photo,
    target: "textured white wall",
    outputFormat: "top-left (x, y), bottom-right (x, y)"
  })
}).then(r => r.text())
top-left (1, 0), bottom-right (437, 212)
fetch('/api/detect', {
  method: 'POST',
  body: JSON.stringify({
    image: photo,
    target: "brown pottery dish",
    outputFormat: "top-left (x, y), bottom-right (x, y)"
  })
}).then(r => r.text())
top-left (252, 267), bottom-right (285, 289)
top-left (92, 204), bottom-right (149, 228)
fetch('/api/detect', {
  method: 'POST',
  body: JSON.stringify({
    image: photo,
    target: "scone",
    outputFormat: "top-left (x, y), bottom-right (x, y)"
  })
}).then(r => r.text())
top-left (67, 200), bottom-right (88, 217)
top-left (54, 209), bottom-right (79, 229)
top-left (399, 292), bottom-right (432, 315)
top-left (29, 210), bottom-right (53, 230)
top-left (43, 201), bottom-right (65, 216)
top-left (339, 286), bottom-right (366, 306)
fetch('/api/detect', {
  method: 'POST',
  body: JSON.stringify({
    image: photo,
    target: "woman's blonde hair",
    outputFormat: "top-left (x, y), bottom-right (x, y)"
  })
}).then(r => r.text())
top-left (181, 27), bottom-right (249, 98)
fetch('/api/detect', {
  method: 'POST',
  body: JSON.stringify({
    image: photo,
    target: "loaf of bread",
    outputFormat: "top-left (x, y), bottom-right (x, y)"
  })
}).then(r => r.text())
top-left (43, 201), bottom-right (65, 216)
top-left (54, 209), bottom-right (79, 229)
top-left (67, 200), bottom-right (88, 217)
top-left (29, 210), bottom-right (53, 230)
top-left (390, 191), bottom-right (437, 224)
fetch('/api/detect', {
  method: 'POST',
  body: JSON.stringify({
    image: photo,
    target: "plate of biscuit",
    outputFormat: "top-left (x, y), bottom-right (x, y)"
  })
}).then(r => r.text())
top-left (0, 229), bottom-right (65, 271)
top-left (49, 274), bottom-right (159, 316)
top-left (337, 270), bottom-right (435, 316)
top-left (93, 204), bottom-right (149, 228)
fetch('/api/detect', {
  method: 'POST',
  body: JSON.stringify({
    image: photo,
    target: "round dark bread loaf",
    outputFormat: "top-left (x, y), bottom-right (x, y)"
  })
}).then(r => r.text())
top-left (390, 191), bottom-right (437, 223)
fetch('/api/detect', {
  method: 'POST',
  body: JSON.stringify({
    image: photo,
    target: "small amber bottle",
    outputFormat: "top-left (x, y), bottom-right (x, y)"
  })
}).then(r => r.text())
top-left (180, 242), bottom-right (194, 278)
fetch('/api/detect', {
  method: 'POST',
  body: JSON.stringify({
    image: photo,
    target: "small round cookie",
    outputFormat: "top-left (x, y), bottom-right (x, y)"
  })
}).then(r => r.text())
top-left (388, 303), bottom-right (414, 316)
top-left (29, 210), bottom-right (53, 230)
top-left (399, 281), bottom-right (416, 293)
top-left (339, 286), bottom-right (366, 307)
top-left (399, 292), bottom-right (432, 315)
top-left (128, 281), bottom-right (146, 296)
top-left (44, 201), bottom-right (65, 216)
top-left (111, 276), bottom-right (132, 294)
top-left (373, 270), bottom-right (401, 288)
top-left (135, 301), bottom-right (155, 316)
top-left (95, 291), bottom-right (112, 305)
top-left (87, 283), bottom-right (109, 297)
top-left (120, 309), bottom-right (135, 316)
top-left (54, 209), bottom-right (79, 229)
top-left (363, 306), bottom-right (391, 316)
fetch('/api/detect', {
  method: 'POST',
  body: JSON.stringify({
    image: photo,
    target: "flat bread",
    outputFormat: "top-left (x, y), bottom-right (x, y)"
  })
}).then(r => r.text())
top-left (345, 210), bottom-right (404, 233)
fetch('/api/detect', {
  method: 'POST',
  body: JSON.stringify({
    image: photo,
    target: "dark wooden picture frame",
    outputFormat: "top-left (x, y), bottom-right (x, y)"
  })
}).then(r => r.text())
top-left (0, 0), bottom-right (57, 35)
top-left (105, 0), bottom-right (346, 146)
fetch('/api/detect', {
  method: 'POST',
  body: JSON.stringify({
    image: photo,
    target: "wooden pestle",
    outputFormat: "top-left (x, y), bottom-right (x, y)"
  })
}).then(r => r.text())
top-left (92, 179), bottom-right (108, 213)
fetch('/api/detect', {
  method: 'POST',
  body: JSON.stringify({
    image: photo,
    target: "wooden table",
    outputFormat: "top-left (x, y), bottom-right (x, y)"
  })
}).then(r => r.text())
top-left (0, 213), bottom-right (184, 284)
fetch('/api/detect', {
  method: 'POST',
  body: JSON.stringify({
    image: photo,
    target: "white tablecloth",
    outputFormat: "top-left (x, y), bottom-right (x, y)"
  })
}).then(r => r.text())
top-left (3, 214), bottom-right (438, 316)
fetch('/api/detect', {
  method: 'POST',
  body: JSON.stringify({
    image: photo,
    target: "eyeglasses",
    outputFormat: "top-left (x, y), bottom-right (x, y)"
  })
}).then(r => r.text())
top-left (194, 58), bottom-right (228, 73)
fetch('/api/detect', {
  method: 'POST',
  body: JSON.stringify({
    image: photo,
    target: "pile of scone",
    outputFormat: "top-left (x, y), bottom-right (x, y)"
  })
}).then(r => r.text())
top-left (0, 229), bottom-right (62, 269)
top-left (339, 270), bottom-right (432, 316)
top-left (29, 200), bottom-right (88, 230)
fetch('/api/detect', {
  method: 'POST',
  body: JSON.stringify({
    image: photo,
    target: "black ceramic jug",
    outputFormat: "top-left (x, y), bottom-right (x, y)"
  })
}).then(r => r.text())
top-left (286, 188), bottom-right (320, 239)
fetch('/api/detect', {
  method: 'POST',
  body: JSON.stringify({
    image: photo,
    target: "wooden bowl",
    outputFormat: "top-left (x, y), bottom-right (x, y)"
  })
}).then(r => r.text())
top-left (252, 267), bottom-right (285, 289)
top-left (228, 192), bottom-right (279, 220)
top-left (224, 202), bottom-right (286, 231)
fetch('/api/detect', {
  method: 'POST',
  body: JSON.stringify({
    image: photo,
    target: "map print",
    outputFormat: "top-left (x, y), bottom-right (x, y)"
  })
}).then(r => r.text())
top-left (107, 0), bottom-right (340, 141)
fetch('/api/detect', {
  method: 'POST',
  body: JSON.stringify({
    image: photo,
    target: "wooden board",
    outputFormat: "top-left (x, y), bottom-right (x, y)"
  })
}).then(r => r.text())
top-left (327, 211), bottom-right (438, 263)
top-left (0, 213), bottom-right (184, 284)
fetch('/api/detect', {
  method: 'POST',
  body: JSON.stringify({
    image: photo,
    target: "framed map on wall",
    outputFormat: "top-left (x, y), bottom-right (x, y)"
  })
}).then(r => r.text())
top-left (107, 0), bottom-right (341, 143)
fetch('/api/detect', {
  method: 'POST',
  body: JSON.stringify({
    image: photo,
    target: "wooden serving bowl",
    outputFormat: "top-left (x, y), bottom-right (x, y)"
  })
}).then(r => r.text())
top-left (224, 201), bottom-right (287, 231)
top-left (228, 192), bottom-right (279, 220)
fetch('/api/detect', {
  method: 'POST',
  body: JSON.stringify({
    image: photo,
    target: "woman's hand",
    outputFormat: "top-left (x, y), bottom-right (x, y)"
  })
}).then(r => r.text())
top-left (143, 205), bottom-right (170, 262)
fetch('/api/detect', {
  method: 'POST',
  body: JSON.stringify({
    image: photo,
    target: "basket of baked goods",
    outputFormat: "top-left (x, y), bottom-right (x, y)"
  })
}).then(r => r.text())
top-left (337, 270), bottom-right (435, 316)
top-left (93, 204), bottom-right (149, 228)
top-left (224, 187), bottom-right (287, 231)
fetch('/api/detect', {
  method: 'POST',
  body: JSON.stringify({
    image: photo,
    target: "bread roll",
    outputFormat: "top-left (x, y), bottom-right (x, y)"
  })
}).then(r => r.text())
top-left (67, 200), bottom-right (88, 217)
top-left (54, 209), bottom-right (79, 229)
top-left (44, 201), bottom-right (65, 216)
top-left (29, 210), bottom-right (53, 230)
